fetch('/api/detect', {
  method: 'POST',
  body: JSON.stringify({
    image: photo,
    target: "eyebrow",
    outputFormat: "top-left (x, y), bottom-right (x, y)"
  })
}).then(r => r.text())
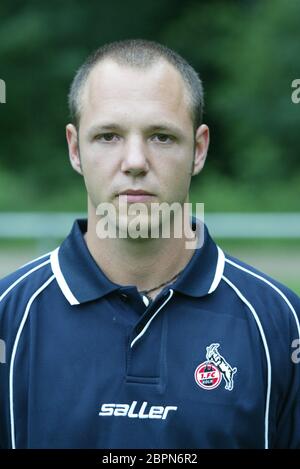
top-left (87, 122), bottom-right (185, 139)
top-left (87, 123), bottom-right (123, 138)
top-left (147, 124), bottom-right (185, 138)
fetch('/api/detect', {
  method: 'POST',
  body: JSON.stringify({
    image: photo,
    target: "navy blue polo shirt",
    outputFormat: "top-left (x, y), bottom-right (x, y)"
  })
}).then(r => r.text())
top-left (0, 218), bottom-right (300, 449)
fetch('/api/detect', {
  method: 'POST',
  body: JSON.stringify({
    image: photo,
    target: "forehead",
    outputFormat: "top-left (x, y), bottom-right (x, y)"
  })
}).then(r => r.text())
top-left (79, 58), bottom-right (192, 126)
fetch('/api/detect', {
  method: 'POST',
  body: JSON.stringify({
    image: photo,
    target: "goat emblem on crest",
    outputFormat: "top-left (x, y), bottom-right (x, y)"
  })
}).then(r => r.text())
top-left (194, 343), bottom-right (237, 391)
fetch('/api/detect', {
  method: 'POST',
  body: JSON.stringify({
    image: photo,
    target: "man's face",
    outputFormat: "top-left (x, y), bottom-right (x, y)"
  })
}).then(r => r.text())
top-left (66, 59), bottom-right (209, 235)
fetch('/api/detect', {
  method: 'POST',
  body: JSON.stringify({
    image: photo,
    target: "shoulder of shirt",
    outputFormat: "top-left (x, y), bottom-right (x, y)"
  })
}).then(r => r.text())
top-left (0, 250), bottom-right (54, 303)
top-left (222, 250), bottom-right (300, 313)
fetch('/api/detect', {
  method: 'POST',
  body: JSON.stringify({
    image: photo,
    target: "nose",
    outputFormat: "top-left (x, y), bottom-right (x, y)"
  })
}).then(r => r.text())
top-left (121, 136), bottom-right (149, 176)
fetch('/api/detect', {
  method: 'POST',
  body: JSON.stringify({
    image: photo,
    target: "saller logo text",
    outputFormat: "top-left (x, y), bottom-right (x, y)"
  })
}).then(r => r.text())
top-left (99, 401), bottom-right (177, 420)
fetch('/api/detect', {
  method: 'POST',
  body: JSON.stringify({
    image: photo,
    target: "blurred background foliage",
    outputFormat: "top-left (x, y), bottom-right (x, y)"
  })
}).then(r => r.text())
top-left (0, 0), bottom-right (299, 212)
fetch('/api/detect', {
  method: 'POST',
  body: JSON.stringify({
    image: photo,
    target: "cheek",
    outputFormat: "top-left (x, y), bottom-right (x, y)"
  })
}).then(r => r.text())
top-left (159, 157), bottom-right (193, 202)
top-left (80, 145), bottom-right (117, 181)
top-left (80, 155), bottom-right (109, 205)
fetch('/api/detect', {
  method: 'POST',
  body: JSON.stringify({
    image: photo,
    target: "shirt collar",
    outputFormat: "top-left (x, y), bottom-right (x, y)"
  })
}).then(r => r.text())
top-left (171, 216), bottom-right (225, 297)
top-left (50, 217), bottom-right (225, 305)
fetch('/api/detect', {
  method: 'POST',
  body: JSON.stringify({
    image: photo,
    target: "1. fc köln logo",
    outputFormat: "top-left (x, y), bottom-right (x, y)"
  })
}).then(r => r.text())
top-left (194, 343), bottom-right (237, 391)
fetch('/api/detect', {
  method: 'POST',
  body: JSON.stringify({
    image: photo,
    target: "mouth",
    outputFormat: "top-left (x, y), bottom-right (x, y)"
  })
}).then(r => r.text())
top-left (118, 189), bottom-right (155, 203)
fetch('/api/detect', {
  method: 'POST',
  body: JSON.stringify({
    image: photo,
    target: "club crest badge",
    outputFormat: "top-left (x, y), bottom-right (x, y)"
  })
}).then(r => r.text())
top-left (194, 343), bottom-right (237, 391)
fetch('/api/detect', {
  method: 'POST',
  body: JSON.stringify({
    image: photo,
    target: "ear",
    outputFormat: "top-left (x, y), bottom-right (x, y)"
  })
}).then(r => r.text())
top-left (66, 124), bottom-right (83, 176)
top-left (192, 124), bottom-right (210, 176)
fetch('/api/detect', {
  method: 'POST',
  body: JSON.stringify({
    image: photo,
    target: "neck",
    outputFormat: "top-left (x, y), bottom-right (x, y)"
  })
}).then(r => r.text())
top-left (84, 201), bottom-right (197, 296)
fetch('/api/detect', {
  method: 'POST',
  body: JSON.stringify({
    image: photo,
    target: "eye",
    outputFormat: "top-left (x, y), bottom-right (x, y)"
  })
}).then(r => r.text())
top-left (151, 133), bottom-right (174, 144)
top-left (95, 133), bottom-right (120, 142)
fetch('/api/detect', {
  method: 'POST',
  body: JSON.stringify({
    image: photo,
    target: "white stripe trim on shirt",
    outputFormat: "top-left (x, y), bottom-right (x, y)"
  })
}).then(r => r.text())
top-left (225, 258), bottom-right (300, 340)
top-left (130, 289), bottom-right (174, 349)
top-left (208, 246), bottom-right (225, 294)
top-left (0, 259), bottom-right (51, 302)
top-left (9, 274), bottom-right (56, 449)
top-left (222, 274), bottom-right (271, 450)
top-left (50, 247), bottom-right (79, 306)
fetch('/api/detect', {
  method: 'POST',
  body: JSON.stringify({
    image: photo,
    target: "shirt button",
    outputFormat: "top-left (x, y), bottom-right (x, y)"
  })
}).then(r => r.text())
top-left (142, 295), bottom-right (151, 307)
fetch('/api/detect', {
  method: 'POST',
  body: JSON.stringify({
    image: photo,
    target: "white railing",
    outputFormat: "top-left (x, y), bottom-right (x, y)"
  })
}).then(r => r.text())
top-left (0, 212), bottom-right (299, 239)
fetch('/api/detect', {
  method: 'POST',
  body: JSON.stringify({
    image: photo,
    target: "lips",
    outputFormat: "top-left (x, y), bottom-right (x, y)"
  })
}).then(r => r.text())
top-left (118, 189), bottom-right (155, 202)
top-left (119, 189), bottom-right (154, 196)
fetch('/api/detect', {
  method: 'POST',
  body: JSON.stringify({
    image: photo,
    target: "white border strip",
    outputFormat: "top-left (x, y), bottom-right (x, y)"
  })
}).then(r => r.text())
top-left (9, 274), bottom-right (56, 449)
top-left (0, 259), bottom-right (51, 302)
top-left (50, 248), bottom-right (79, 305)
top-left (208, 246), bottom-right (225, 294)
top-left (131, 289), bottom-right (174, 349)
top-left (225, 258), bottom-right (300, 340)
top-left (222, 275), bottom-right (271, 449)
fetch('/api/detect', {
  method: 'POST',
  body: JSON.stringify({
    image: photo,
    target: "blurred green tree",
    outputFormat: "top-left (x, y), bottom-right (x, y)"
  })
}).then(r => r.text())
top-left (163, 0), bottom-right (300, 185)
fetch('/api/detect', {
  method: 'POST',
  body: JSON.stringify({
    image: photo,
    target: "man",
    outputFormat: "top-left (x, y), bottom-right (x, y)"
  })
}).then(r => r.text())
top-left (0, 39), bottom-right (299, 449)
